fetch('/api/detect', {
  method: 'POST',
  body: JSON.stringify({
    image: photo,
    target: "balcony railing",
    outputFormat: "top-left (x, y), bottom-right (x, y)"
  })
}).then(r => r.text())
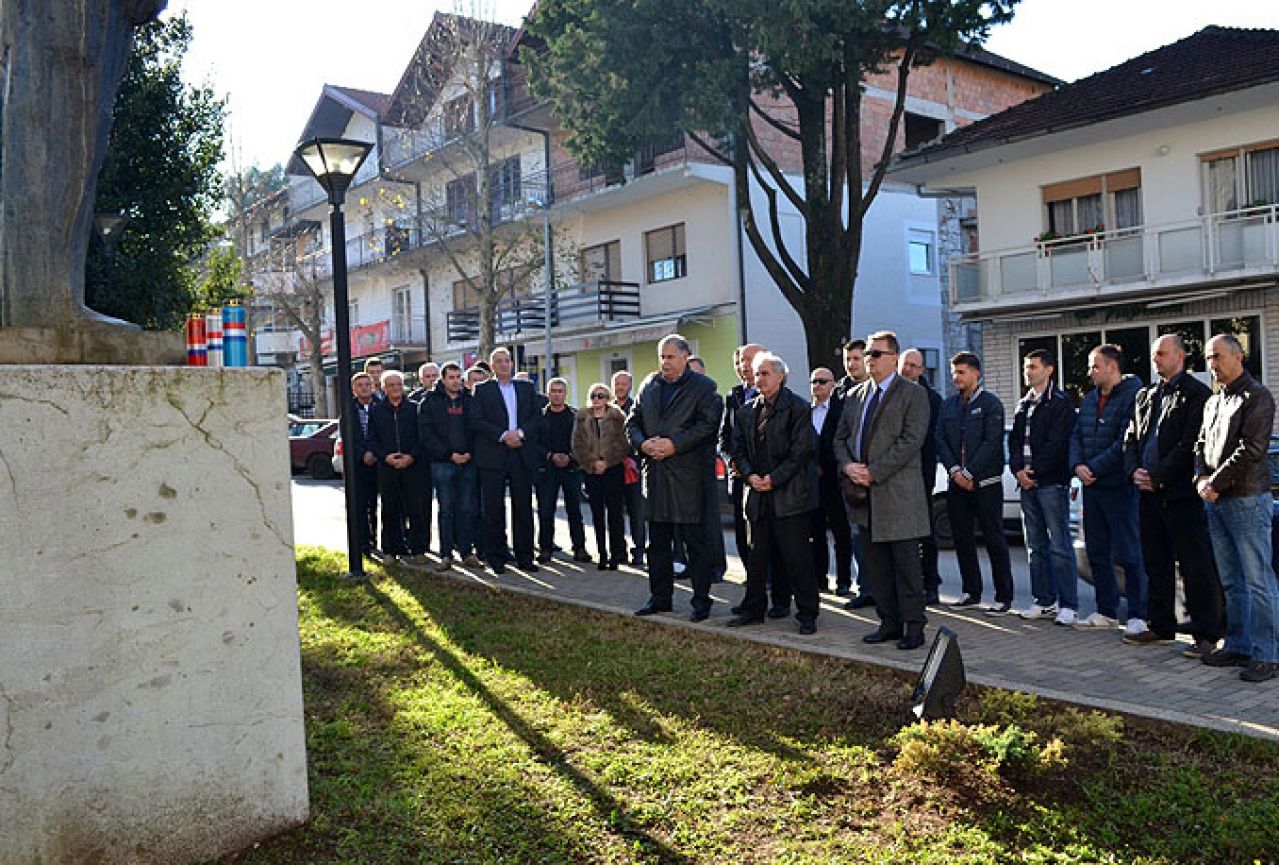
top-left (950, 204), bottom-right (1279, 311)
top-left (390, 315), bottom-right (430, 345)
top-left (445, 279), bottom-right (642, 343)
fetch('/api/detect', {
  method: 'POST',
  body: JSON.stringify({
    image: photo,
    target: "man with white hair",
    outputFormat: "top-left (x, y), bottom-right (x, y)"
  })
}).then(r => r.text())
top-left (727, 352), bottom-right (821, 634)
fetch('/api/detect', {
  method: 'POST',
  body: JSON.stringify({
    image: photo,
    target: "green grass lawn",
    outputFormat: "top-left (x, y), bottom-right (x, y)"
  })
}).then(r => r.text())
top-left (216, 547), bottom-right (1279, 864)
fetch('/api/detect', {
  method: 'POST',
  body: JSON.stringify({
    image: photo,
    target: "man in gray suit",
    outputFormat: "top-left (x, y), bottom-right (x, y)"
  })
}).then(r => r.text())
top-left (834, 330), bottom-right (933, 650)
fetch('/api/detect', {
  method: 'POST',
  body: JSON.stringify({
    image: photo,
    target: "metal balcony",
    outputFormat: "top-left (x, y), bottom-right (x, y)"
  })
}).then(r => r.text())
top-left (445, 279), bottom-right (641, 344)
top-left (949, 204), bottom-right (1279, 315)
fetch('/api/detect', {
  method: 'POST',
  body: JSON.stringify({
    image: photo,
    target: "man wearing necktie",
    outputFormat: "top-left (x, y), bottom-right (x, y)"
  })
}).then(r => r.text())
top-left (833, 331), bottom-right (932, 650)
top-left (1123, 333), bottom-right (1219, 655)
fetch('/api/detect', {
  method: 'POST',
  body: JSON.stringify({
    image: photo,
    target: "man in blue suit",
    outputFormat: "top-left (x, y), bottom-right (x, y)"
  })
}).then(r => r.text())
top-left (470, 347), bottom-right (545, 574)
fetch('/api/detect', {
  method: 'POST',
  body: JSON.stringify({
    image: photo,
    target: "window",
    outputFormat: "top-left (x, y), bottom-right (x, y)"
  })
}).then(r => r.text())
top-left (580, 240), bottom-right (622, 284)
top-left (904, 112), bottom-right (944, 150)
top-left (393, 286), bottom-right (412, 330)
top-left (348, 300), bottom-right (359, 325)
top-left (1209, 316), bottom-right (1263, 378)
top-left (1203, 143), bottom-right (1279, 211)
top-left (453, 278), bottom-right (481, 312)
top-left (489, 156), bottom-right (522, 221)
top-left (446, 173), bottom-right (477, 228)
top-left (1041, 169), bottom-right (1142, 239)
top-left (645, 223), bottom-right (687, 283)
top-left (908, 229), bottom-right (935, 275)
top-left (443, 95), bottom-right (474, 138)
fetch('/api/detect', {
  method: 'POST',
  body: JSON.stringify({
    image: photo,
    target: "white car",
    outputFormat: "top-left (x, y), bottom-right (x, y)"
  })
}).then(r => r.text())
top-left (930, 463), bottom-right (1022, 549)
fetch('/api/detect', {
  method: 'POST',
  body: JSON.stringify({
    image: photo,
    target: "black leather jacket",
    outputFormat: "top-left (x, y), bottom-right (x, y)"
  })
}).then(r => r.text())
top-left (1195, 370), bottom-right (1275, 498)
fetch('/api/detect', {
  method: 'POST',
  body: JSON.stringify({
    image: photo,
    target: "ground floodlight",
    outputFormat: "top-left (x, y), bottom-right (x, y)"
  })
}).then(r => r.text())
top-left (911, 627), bottom-right (966, 720)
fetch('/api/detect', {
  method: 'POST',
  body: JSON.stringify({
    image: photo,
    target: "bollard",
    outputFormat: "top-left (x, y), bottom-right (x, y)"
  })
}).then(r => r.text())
top-left (185, 313), bottom-right (207, 366)
top-left (205, 309), bottom-right (223, 368)
top-left (222, 300), bottom-right (248, 367)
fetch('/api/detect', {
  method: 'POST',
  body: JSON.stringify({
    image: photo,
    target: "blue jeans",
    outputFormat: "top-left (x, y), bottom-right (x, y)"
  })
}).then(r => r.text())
top-left (1081, 484), bottom-right (1148, 620)
top-left (1206, 493), bottom-right (1279, 663)
top-left (1021, 483), bottom-right (1079, 610)
top-left (432, 460), bottom-right (478, 558)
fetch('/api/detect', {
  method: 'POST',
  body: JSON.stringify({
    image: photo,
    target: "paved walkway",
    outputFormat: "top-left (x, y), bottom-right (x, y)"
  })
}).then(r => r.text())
top-left (293, 482), bottom-right (1279, 740)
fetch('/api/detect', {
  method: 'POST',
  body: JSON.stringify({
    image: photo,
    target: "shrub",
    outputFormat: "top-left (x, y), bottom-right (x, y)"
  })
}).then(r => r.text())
top-left (892, 719), bottom-right (1067, 785)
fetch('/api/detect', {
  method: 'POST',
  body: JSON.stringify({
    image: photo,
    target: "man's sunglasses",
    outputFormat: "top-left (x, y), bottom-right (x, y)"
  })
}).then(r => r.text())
top-left (810, 377), bottom-right (832, 384)
top-left (866, 349), bottom-right (897, 359)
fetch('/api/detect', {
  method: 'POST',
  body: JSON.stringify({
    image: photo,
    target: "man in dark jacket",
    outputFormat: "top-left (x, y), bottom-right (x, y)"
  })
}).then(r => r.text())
top-left (420, 362), bottom-right (481, 572)
top-left (720, 343), bottom-right (763, 567)
top-left (537, 377), bottom-right (589, 563)
top-left (936, 352), bottom-right (1013, 613)
top-left (1195, 333), bottom-right (1278, 682)
top-left (368, 370), bottom-right (429, 560)
top-left (470, 347), bottom-right (545, 574)
top-left (627, 334), bottom-right (723, 621)
top-left (1123, 334), bottom-right (1219, 653)
top-left (899, 349), bottom-right (943, 603)
top-left (349, 371), bottom-right (380, 556)
top-left (1070, 344), bottom-right (1148, 634)
top-left (809, 366), bottom-right (852, 595)
top-left (727, 352), bottom-right (821, 634)
top-left (1009, 349), bottom-right (1080, 625)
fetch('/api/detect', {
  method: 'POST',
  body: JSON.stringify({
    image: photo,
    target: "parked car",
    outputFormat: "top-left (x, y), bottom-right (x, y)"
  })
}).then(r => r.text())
top-left (332, 435), bottom-right (344, 477)
top-left (289, 419), bottom-right (339, 480)
top-left (930, 425), bottom-right (1022, 550)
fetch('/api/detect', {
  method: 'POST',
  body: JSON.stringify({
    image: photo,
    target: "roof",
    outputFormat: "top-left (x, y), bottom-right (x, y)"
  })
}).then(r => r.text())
top-left (287, 84), bottom-right (388, 176)
top-left (893, 26), bottom-right (1279, 170)
top-left (327, 86), bottom-right (392, 117)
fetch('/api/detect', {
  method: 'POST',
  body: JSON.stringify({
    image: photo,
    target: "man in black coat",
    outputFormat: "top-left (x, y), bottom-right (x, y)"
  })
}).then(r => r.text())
top-left (368, 371), bottom-right (429, 559)
top-left (808, 366), bottom-right (852, 595)
top-left (899, 349), bottom-right (943, 603)
top-left (470, 347), bottom-right (545, 574)
top-left (728, 352), bottom-right (821, 634)
top-left (1123, 333), bottom-right (1220, 652)
top-left (349, 371), bottom-right (380, 556)
top-left (720, 343), bottom-right (763, 566)
top-left (627, 334), bottom-right (723, 621)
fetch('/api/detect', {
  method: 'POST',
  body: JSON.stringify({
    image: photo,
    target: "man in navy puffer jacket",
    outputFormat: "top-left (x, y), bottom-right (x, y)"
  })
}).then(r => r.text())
top-left (1069, 344), bottom-right (1148, 635)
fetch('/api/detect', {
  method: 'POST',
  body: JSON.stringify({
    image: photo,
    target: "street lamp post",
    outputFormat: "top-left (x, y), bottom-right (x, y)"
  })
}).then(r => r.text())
top-left (294, 137), bottom-right (374, 580)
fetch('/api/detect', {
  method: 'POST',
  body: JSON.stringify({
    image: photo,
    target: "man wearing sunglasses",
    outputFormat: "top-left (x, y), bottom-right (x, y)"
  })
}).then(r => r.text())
top-left (809, 366), bottom-right (853, 596)
top-left (833, 331), bottom-right (932, 650)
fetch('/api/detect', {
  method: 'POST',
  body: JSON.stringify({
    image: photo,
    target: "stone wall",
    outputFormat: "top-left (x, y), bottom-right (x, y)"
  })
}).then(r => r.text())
top-left (0, 366), bottom-right (307, 864)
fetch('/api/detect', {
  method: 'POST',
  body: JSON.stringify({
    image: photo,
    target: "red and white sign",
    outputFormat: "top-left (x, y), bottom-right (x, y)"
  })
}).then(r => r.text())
top-left (299, 320), bottom-right (391, 359)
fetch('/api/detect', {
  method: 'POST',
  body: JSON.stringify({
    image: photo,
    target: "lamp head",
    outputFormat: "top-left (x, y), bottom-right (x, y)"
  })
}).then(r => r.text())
top-left (294, 137), bottom-right (373, 205)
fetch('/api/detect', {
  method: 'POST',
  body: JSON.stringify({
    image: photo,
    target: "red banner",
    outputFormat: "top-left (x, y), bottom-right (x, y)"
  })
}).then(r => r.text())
top-left (299, 320), bottom-right (391, 359)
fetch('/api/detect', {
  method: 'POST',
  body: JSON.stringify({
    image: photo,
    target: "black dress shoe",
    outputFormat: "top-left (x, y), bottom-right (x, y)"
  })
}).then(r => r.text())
top-left (515, 560), bottom-right (540, 573)
top-left (597, 561), bottom-right (609, 571)
top-left (689, 608), bottom-right (711, 623)
top-left (726, 614), bottom-right (764, 627)
top-left (862, 628), bottom-right (903, 644)
top-left (634, 602), bottom-right (672, 616)
top-left (844, 594), bottom-right (876, 610)
top-left (572, 549), bottom-right (592, 563)
top-left (767, 605), bottom-right (790, 619)
top-left (897, 631), bottom-right (926, 650)
top-left (797, 621), bottom-right (816, 635)
top-left (489, 560), bottom-right (507, 575)
top-left (834, 586), bottom-right (852, 597)
top-left (730, 604), bottom-right (746, 615)
top-left (536, 551), bottom-right (554, 564)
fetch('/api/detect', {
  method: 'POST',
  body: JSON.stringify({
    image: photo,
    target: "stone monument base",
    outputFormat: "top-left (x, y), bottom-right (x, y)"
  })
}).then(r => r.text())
top-left (0, 324), bottom-right (184, 365)
top-left (0, 366), bottom-right (308, 864)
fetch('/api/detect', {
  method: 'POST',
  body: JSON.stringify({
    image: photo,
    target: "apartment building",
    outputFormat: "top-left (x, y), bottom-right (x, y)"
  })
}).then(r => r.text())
top-left (891, 26), bottom-right (1279, 411)
top-left (264, 11), bottom-right (1055, 406)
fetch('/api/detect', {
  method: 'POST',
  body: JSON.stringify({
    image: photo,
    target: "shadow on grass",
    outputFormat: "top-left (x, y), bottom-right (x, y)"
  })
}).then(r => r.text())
top-left (361, 579), bottom-right (699, 865)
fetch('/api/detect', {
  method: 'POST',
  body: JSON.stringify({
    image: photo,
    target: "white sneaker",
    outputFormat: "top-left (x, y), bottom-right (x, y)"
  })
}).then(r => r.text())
top-left (1123, 617), bottom-right (1147, 637)
top-left (1019, 602), bottom-right (1058, 620)
top-left (1054, 608), bottom-right (1078, 626)
top-left (1072, 611), bottom-right (1120, 630)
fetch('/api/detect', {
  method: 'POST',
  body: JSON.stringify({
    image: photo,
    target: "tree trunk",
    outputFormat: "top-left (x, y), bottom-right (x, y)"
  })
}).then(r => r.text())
top-left (308, 345), bottom-right (329, 418)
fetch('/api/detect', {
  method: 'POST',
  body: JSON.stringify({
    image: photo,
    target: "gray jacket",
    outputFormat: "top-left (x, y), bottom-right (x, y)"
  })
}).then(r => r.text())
top-left (833, 375), bottom-right (932, 542)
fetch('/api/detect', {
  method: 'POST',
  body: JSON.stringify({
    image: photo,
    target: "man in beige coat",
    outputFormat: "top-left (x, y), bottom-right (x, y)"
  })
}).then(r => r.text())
top-left (833, 330), bottom-right (932, 649)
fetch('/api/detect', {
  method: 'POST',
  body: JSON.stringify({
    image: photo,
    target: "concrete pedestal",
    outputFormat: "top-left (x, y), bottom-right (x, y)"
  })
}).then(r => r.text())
top-left (0, 366), bottom-right (308, 864)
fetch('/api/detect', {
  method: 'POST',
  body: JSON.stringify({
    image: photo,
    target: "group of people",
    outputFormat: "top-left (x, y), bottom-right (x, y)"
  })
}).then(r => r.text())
top-left (344, 327), bottom-right (1279, 684)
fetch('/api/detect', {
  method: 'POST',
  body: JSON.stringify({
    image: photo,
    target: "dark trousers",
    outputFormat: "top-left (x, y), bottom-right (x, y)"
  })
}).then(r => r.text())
top-left (480, 459), bottom-right (535, 566)
top-left (730, 476), bottom-right (750, 564)
top-left (812, 474), bottom-right (853, 589)
top-left (864, 536), bottom-right (927, 634)
top-left (1140, 492), bottom-right (1223, 641)
top-left (948, 483), bottom-right (1014, 604)
top-left (920, 474), bottom-right (940, 591)
top-left (676, 466), bottom-right (727, 578)
top-left (538, 465), bottom-right (587, 554)
top-left (353, 463), bottom-right (379, 553)
top-left (742, 510), bottom-right (819, 624)
top-left (584, 465), bottom-right (627, 565)
top-left (377, 461), bottom-right (428, 555)
top-left (622, 474), bottom-right (647, 563)
top-left (648, 520), bottom-right (712, 613)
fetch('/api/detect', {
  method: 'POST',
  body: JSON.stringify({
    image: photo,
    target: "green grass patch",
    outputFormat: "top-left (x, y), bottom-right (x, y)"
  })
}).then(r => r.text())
top-left (215, 546), bottom-right (1279, 864)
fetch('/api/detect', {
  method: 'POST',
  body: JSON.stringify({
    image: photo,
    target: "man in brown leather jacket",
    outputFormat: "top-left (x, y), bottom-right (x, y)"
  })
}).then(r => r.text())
top-left (1194, 333), bottom-right (1279, 683)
